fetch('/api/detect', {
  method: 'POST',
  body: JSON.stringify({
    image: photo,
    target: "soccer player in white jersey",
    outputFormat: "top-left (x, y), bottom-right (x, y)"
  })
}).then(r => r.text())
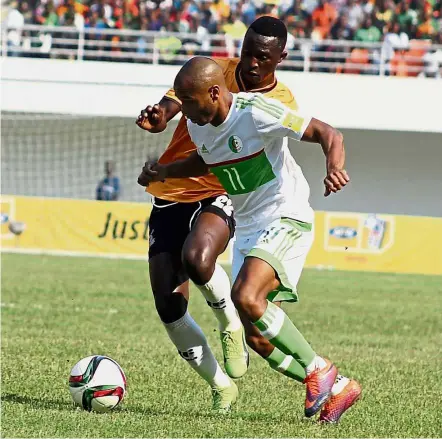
top-left (138, 57), bottom-right (361, 422)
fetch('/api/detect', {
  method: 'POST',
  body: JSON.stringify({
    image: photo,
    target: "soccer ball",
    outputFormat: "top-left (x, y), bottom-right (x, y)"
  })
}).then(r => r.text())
top-left (68, 355), bottom-right (126, 412)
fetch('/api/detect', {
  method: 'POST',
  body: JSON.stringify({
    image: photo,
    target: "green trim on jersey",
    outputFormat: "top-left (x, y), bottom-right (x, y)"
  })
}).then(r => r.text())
top-left (236, 94), bottom-right (284, 119)
top-left (209, 150), bottom-right (276, 195)
top-left (282, 217), bottom-right (313, 232)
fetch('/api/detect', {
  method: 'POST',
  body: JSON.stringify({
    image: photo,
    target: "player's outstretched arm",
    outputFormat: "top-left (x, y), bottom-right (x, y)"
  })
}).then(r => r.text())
top-left (137, 151), bottom-right (209, 187)
top-left (135, 97), bottom-right (181, 133)
top-left (301, 119), bottom-right (349, 197)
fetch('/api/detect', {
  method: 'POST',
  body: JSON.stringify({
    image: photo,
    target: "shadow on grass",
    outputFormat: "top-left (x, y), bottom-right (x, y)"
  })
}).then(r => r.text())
top-left (124, 403), bottom-right (301, 424)
top-left (2, 393), bottom-right (72, 412)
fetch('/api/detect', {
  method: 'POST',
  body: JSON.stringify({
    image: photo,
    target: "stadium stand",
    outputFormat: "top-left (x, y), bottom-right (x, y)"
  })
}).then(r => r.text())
top-left (2, 0), bottom-right (442, 76)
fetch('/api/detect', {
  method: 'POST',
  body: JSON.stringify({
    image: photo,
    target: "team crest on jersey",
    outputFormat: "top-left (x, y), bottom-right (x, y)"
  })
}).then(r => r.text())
top-left (228, 135), bottom-right (243, 153)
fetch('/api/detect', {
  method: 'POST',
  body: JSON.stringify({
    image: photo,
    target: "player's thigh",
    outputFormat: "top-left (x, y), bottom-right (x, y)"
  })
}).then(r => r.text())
top-left (148, 200), bottom-right (196, 296)
top-left (182, 195), bottom-right (235, 282)
top-left (249, 217), bottom-right (314, 303)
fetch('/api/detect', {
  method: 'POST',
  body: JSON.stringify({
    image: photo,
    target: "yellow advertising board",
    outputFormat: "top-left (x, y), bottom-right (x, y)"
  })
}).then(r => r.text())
top-left (0, 195), bottom-right (231, 262)
top-left (1, 196), bottom-right (441, 274)
top-left (306, 211), bottom-right (442, 275)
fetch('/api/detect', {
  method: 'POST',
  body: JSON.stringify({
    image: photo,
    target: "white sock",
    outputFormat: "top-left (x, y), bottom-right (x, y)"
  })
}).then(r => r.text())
top-left (164, 312), bottom-right (231, 389)
top-left (195, 264), bottom-right (241, 332)
top-left (305, 355), bottom-right (328, 375)
top-left (331, 374), bottom-right (350, 395)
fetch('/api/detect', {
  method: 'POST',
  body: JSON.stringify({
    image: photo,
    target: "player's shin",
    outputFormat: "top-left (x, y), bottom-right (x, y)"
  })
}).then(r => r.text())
top-left (196, 264), bottom-right (241, 332)
top-left (164, 312), bottom-right (231, 389)
top-left (265, 347), bottom-right (306, 383)
top-left (196, 264), bottom-right (249, 379)
top-left (254, 301), bottom-right (337, 416)
top-left (254, 301), bottom-right (316, 367)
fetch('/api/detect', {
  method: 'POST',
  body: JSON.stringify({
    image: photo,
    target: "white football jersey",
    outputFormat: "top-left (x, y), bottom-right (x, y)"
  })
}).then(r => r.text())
top-left (187, 92), bottom-right (314, 236)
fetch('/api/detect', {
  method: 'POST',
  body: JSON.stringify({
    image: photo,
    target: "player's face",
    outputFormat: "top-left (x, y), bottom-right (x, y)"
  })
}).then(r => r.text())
top-left (240, 30), bottom-right (287, 87)
top-left (176, 87), bottom-right (218, 126)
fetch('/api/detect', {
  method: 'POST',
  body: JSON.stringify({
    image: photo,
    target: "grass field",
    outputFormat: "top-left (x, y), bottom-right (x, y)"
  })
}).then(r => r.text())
top-left (1, 253), bottom-right (442, 438)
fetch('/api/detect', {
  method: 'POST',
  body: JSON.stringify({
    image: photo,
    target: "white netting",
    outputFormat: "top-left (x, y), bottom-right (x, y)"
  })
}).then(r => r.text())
top-left (1, 112), bottom-right (177, 201)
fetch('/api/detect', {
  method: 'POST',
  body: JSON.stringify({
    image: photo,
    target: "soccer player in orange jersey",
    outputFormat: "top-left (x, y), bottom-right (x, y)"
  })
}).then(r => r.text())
top-left (136, 17), bottom-right (360, 421)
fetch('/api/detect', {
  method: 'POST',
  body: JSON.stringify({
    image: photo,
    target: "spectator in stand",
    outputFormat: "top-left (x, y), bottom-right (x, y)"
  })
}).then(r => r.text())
top-left (383, 20), bottom-right (409, 55)
top-left (241, 0), bottom-right (257, 25)
top-left (4, 0), bottom-right (440, 77)
top-left (36, 1), bottom-right (60, 26)
top-left (210, 0), bottom-right (230, 22)
top-left (418, 46), bottom-right (442, 77)
top-left (373, 0), bottom-right (394, 30)
top-left (361, 0), bottom-right (374, 15)
top-left (281, 0), bottom-right (307, 25)
top-left (417, 8), bottom-right (439, 38)
top-left (396, 0), bottom-right (418, 31)
top-left (354, 15), bottom-right (382, 41)
top-left (6, 1), bottom-right (24, 57)
top-left (434, 1), bottom-right (442, 30)
top-left (311, 0), bottom-right (338, 39)
top-left (345, 0), bottom-right (364, 30)
top-left (96, 160), bottom-right (120, 201)
top-left (331, 13), bottom-right (354, 39)
top-left (381, 20), bottom-right (409, 74)
top-left (21, 1), bottom-right (34, 24)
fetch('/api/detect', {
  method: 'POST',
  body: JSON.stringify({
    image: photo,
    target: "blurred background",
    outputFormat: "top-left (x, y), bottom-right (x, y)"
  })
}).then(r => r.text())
top-left (2, 0), bottom-right (442, 76)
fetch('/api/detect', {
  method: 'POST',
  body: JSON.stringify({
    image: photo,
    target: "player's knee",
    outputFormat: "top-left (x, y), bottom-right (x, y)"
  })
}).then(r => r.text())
top-left (182, 245), bottom-right (214, 285)
top-left (231, 285), bottom-right (262, 318)
top-left (154, 292), bottom-right (188, 324)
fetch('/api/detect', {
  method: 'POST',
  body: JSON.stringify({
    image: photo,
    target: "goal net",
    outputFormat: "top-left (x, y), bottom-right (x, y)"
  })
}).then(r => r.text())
top-left (1, 111), bottom-right (178, 201)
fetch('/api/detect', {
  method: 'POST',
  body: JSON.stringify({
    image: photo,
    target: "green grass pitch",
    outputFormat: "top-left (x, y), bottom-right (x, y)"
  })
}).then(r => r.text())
top-left (1, 253), bottom-right (441, 438)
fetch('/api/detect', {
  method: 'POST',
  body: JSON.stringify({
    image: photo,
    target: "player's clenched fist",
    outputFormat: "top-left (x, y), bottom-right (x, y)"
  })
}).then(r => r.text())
top-left (324, 169), bottom-right (350, 197)
top-left (137, 161), bottom-right (167, 187)
top-left (135, 104), bottom-right (167, 133)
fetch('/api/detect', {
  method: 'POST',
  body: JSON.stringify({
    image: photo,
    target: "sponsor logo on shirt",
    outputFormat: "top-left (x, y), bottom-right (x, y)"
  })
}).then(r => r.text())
top-left (282, 112), bottom-right (304, 132)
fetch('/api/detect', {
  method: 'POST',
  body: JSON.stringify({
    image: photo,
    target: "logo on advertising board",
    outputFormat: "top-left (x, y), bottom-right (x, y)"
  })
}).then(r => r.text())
top-left (0, 197), bottom-right (15, 240)
top-left (325, 213), bottom-right (394, 254)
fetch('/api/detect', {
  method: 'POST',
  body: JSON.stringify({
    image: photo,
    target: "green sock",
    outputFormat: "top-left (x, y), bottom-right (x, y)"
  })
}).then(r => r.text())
top-left (254, 301), bottom-right (316, 368)
top-left (266, 348), bottom-right (306, 383)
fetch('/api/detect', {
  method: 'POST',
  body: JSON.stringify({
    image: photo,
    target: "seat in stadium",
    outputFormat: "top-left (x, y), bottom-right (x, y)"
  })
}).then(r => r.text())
top-left (344, 48), bottom-right (370, 74)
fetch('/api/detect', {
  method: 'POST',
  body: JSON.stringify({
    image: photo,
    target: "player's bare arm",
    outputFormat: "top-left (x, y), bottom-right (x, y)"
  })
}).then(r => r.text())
top-left (137, 151), bottom-right (209, 187)
top-left (135, 97), bottom-right (181, 133)
top-left (301, 119), bottom-right (349, 197)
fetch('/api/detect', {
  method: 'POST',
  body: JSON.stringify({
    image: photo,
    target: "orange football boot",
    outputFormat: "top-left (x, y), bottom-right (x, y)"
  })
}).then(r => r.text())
top-left (320, 378), bottom-right (362, 423)
top-left (303, 358), bottom-right (338, 417)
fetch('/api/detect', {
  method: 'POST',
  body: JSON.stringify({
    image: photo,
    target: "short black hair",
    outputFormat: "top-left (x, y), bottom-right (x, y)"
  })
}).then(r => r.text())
top-left (248, 16), bottom-right (288, 50)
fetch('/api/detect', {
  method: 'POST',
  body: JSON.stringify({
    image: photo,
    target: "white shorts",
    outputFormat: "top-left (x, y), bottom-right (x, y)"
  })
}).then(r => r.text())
top-left (232, 217), bottom-right (314, 302)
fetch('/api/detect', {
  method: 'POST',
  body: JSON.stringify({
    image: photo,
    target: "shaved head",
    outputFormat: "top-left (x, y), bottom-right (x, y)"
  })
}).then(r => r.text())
top-left (174, 57), bottom-right (231, 126)
top-left (174, 56), bottom-right (226, 95)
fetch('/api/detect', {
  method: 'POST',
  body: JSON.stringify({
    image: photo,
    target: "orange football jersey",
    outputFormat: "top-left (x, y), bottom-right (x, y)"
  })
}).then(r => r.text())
top-left (147, 58), bottom-right (299, 203)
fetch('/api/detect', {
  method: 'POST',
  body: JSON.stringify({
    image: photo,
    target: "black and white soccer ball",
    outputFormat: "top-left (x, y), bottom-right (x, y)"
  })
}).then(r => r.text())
top-left (68, 355), bottom-right (126, 413)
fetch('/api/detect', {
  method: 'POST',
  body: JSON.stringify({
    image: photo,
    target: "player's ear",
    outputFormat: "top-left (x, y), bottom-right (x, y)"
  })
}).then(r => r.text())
top-left (279, 50), bottom-right (288, 63)
top-left (209, 85), bottom-right (220, 102)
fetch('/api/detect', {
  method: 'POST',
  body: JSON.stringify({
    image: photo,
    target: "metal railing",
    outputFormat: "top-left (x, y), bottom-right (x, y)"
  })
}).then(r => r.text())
top-left (2, 24), bottom-right (441, 76)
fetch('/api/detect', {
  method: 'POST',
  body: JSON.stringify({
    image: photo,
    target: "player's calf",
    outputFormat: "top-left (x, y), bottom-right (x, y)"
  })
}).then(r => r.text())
top-left (154, 291), bottom-right (188, 324)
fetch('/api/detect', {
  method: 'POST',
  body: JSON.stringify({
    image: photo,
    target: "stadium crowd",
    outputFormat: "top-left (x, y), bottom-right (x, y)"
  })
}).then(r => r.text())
top-left (4, 0), bottom-right (442, 76)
